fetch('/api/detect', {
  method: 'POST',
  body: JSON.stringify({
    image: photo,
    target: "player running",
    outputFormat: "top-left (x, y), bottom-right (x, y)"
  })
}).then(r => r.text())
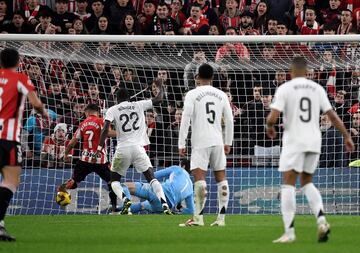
top-left (266, 57), bottom-right (355, 243)
top-left (121, 160), bottom-right (194, 214)
top-left (0, 48), bottom-right (49, 241)
top-left (59, 104), bottom-right (118, 213)
top-left (178, 63), bottom-right (234, 227)
top-left (96, 86), bottom-right (172, 215)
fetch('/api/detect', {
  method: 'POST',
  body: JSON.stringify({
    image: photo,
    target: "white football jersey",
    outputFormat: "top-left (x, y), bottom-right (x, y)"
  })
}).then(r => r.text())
top-left (105, 100), bottom-right (152, 148)
top-left (270, 77), bottom-right (332, 153)
top-left (179, 85), bottom-right (234, 149)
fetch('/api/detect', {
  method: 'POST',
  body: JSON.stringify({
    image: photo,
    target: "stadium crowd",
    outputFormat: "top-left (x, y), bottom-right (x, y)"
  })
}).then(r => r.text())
top-left (0, 0), bottom-right (360, 168)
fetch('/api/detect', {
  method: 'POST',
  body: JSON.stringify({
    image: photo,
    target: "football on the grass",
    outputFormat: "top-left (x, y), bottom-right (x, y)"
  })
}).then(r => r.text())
top-left (56, 191), bottom-right (71, 206)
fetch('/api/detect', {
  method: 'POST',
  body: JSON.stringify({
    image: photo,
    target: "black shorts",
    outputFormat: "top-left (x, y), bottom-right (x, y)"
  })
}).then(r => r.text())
top-left (0, 140), bottom-right (22, 169)
top-left (72, 160), bottom-right (111, 183)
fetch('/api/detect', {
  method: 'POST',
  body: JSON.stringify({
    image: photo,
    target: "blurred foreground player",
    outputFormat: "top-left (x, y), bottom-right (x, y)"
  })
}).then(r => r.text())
top-left (0, 48), bottom-right (49, 241)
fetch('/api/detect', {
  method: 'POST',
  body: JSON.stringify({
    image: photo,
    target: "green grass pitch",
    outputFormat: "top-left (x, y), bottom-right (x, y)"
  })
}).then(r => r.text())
top-left (1, 215), bottom-right (359, 253)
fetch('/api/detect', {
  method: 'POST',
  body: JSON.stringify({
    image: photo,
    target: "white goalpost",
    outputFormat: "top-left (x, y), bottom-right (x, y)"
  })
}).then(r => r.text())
top-left (0, 34), bottom-right (359, 215)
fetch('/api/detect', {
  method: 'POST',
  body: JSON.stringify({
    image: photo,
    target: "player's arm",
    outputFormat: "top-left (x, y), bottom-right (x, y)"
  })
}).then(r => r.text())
top-left (64, 136), bottom-right (78, 162)
top-left (326, 109), bottom-right (355, 152)
top-left (27, 91), bottom-right (49, 120)
top-left (178, 94), bottom-right (193, 156)
top-left (266, 109), bottom-right (281, 139)
top-left (108, 125), bottom-right (117, 138)
top-left (154, 167), bottom-right (174, 181)
top-left (98, 120), bottom-right (110, 151)
top-left (223, 96), bottom-right (234, 154)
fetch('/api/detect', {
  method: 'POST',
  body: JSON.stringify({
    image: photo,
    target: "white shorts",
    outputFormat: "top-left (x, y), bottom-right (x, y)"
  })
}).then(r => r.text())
top-left (111, 145), bottom-right (152, 176)
top-left (191, 145), bottom-right (226, 171)
top-left (279, 151), bottom-right (319, 174)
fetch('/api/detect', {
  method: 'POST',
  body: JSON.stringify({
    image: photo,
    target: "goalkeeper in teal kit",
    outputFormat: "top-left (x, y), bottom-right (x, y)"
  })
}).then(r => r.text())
top-left (121, 160), bottom-right (194, 214)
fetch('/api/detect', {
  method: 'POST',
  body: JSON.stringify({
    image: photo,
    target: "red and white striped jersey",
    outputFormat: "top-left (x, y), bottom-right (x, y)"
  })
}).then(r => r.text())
top-left (42, 136), bottom-right (71, 160)
top-left (0, 69), bottom-right (35, 143)
top-left (75, 115), bottom-right (107, 164)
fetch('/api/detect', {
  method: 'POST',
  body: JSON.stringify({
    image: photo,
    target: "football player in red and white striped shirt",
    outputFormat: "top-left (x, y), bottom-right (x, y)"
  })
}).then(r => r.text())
top-left (0, 48), bottom-right (49, 241)
top-left (58, 104), bottom-right (118, 213)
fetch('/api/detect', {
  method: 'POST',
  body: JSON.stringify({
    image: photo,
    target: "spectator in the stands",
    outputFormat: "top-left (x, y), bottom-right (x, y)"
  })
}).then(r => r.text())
top-left (85, 61), bottom-right (115, 99)
top-left (68, 17), bottom-right (88, 34)
top-left (165, 107), bottom-right (183, 159)
top-left (74, 0), bottom-right (91, 22)
top-left (349, 112), bottom-right (360, 160)
top-left (41, 123), bottom-right (71, 168)
top-left (85, 83), bottom-right (106, 110)
top-left (84, 0), bottom-right (105, 32)
top-left (292, 0), bottom-right (306, 31)
top-left (261, 43), bottom-right (276, 60)
top-left (192, 0), bottom-right (218, 26)
top-left (0, 0), bottom-right (11, 29)
top-left (171, 0), bottom-right (186, 30)
top-left (219, 0), bottom-right (241, 34)
top-left (35, 10), bottom-right (58, 34)
top-left (254, 0), bottom-right (270, 35)
top-left (319, 114), bottom-right (347, 167)
top-left (138, 0), bottom-right (157, 33)
top-left (215, 26), bottom-right (250, 62)
top-left (341, 28), bottom-right (360, 61)
top-left (264, 17), bottom-right (277, 35)
top-left (121, 67), bottom-right (143, 97)
top-left (300, 6), bottom-right (320, 35)
top-left (239, 10), bottom-right (260, 35)
top-left (337, 9), bottom-right (353, 34)
top-left (25, 59), bottom-right (47, 96)
top-left (306, 67), bottom-right (316, 81)
top-left (319, 0), bottom-right (342, 28)
top-left (332, 90), bottom-right (351, 125)
top-left (119, 12), bottom-right (141, 34)
top-left (146, 1), bottom-right (179, 35)
top-left (52, 0), bottom-right (77, 34)
top-left (22, 0), bottom-right (53, 27)
top-left (145, 108), bottom-right (164, 164)
top-left (268, 69), bottom-right (286, 94)
top-left (58, 97), bottom-right (86, 138)
top-left (2, 11), bottom-right (33, 33)
top-left (209, 24), bottom-right (220, 35)
top-left (46, 78), bottom-right (67, 116)
top-left (108, 0), bottom-right (135, 32)
top-left (183, 3), bottom-right (210, 35)
top-left (91, 15), bottom-right (113, 34)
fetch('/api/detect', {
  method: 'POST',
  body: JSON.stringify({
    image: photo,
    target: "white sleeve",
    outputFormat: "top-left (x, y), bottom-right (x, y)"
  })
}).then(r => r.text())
top-left (178, 93), bottom-right (194, 149)
top-left (137, 100), bottom-right (153, 111)
top-left (223, 96), bottom-right (234, 146)
top-left (104, 108), bottom-right (115, 123)
top-left (270, 86), bottom-right (285, 112)
top-left (319, 87), bottom-right (333, 113)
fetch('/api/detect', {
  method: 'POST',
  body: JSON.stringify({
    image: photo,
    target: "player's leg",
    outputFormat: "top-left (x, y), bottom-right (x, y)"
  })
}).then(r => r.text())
top-left (273, 151), bottom-right (302, 243)
top-left (0, 142), bottom-right (24, 241)
top-left (57, 160), bottom-right (89, 192)
top-left (0, 166), bottom-right (20, 242)
top-left (110, 148), bottom-right (132, 214)
top-left (211, 146), bottom-right (228, 227)
top-left (94, 164), bottom-right (118, 213)
top-left (301, 153), bottom-right (330, 243)
top-left (180, 147), bottom-right (209, 227)
top-left (134, 146), bottom-right (171, 214)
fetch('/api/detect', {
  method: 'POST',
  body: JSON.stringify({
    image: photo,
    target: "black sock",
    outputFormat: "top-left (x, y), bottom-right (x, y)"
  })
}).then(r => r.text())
top-left (0, 187), bottom-right (14, 222)
top-left (108, 184), bottom-right (117, 211)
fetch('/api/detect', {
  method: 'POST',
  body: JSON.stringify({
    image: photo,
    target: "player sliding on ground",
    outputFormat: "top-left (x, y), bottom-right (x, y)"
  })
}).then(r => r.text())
top-left (0, 48), bottom-right (49, 241)
top-left (58, 104), bottom-right (118, 213)
top-left (178, 63), bottom-right (234, 226)
top-left (95, 87), bottom-right (172, 215)
top-left (120, 159), bottom-right (194, 214)
top-left (266, 56), bottom-right (355, 243)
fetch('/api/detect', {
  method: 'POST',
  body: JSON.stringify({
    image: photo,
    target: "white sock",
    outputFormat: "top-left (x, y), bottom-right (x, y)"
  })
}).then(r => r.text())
top-left (281, 185), bottom-right (296, 234)
top-left (150, 179), bottom-right (168, 208)
top-left (302, 183), bottom-right (326, 225)
top-left (111, 181), bottom-right (126, 202)
top-left (217, 180), bottom-right (229, 221)
top-left (194, 180), bottom-right (207, 223)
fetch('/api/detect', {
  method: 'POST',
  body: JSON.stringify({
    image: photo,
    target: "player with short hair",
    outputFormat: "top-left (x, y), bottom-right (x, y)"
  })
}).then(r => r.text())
top-left (178, 63), bottom-right (234, 227)
top-left (121, 159), bottom-right (194, 214)
top-left (59, 104), bottom-right (118, 213)
top-left (96, 86), bottom-right (172, 215)
top-left (267, 56), bottom-right (355, 243)
top-left (0, 48), bottom-right (49, 241)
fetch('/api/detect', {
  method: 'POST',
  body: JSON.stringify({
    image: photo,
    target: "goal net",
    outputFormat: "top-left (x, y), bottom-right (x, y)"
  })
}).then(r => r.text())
top-left (1, 34), bottom-right (359, 215)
